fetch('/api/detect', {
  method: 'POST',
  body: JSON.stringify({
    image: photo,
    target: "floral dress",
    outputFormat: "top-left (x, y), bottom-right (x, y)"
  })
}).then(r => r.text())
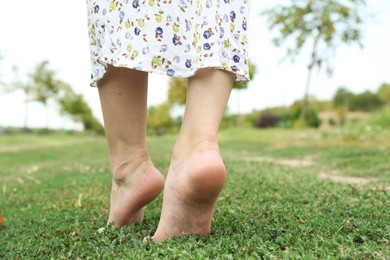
top-left (87, 0), bottom-right (250, 87)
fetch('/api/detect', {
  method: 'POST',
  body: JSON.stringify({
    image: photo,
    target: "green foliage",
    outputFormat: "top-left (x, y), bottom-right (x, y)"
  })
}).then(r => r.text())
top-left (4, 60), bottom-right (59, 103)
top-left (28, 61), bottom-right (59, 104)
top-left (1, 60), bottom-right (103, 134)
top-left (241, 110), bottom-right (260, 128)
top-left (220, 114), bottom-right (239, 130)
top-left (377, 83), bottom-right (390, 104)
top-left (290, 102), bottom-right (321, 128)
top-left (150, 62), bottom-right (258, 133)
top-left (349, 90), bottom-right (384, 112)
top-left (332, 87), bottom-right (350, 124)
top-left (0, 129), bottom-right (389, 258)
top-left (365, 105), bottom-right (390, 128)
top-left (147, 102), bottom-right (176, 135)
top-left (310, 98), bottom-right (333, 112)
top-left (167, 77), bottom-right (187, 106)
top-left (254, 112), bottom-right (281, 128)
top-left (333, 87), bottom-right (351, 107)
top-left (4, 68), bottom-right (34, 99)
top-left (262, 0), bottom-right (366, 121)
top-left (333, 86), bottom-right (386, 114)
top-left (253, 103), bottom-right (321, 129)
top-left (57, 82), bottom-right (104, 136)
top-left (262, 0), bottom-right (366, 70)
top-left (146, 77), bottom-right (185, 135)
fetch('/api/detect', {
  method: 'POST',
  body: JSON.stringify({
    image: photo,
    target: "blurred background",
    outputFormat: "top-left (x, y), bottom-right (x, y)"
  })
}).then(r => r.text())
top-left (0, 0), bottom-right (389, 134)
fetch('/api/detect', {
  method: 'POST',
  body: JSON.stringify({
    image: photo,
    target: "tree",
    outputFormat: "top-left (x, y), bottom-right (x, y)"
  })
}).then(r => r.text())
top-left (2, 60), bottom-right (104, 134)
top-left (333, 87), bottom-right (351, 108)
top-left (147, 102), bottom-right (174, 135)
top-left (6, 66), bottom-right (35, 130)
top-left (167, 77), bottom-right (187, 106)
top-left (145, 77), bottom-right (186, 135)
top-left (57, 81), bottom-right (104, 135)
top-left (333, 87), bottom-right (352, 124)
top-left (151, 63), bottom-right (258, 133)
top-left (29, 61), bottom-right (60, 128)
top-left (2, 61), bottom-right (59, 129)
top-left (29, 61), bottom-right (58, 103)
top-left (349, 90), bottom-right (383, 112)
top-left (0, 56), bottom-right (31, 129)
top-left (262, 0), bottom-right (366, 122)
top-left (377, 83), bottom-right (390, 104)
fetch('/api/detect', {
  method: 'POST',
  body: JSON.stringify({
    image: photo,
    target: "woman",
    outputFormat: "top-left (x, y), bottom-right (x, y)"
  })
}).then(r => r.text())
top-left (86, 0), bottom-right (250, 242)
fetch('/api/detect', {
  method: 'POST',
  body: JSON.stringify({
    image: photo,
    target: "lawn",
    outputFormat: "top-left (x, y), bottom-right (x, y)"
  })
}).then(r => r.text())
top-left (0, 128), bottom-right (389, 258)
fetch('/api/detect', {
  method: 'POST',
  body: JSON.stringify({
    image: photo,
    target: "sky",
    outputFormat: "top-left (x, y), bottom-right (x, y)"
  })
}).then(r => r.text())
top-left (0, 0), bottom-right (389, 129)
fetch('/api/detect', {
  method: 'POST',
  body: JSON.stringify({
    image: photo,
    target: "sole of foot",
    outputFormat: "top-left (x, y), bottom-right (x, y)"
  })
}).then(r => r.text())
top-left (108, 160), bottom-right (164, 227)
top-left (153, 145), bottom-right (226, 242)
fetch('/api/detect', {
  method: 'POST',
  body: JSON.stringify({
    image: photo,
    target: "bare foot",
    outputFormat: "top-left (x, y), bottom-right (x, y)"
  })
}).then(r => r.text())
top-left (153, 142), bottom-right (226, 242)
top-left (108, 160), bottom-right (164, 227)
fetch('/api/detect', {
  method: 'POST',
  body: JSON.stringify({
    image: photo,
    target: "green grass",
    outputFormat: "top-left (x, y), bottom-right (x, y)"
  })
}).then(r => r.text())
top-left (0, 128), bottom-right (389, 258)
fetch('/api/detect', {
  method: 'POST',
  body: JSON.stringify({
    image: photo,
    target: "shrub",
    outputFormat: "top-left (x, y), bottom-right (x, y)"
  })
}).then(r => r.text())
top-left (349, 91), bottom-right (384, 112)
top-left (289, 103), bottom-right (321, 128)
top-left (147, 103), bottom-right (176, 136)
top-left (365, 105), bottom-right (390, 128)
top-left (254, 112), bottom-right (281, 128)
top-left (329, 118), bottom-right (337, 126)
top-left (220, 114), bottom-right (238, 129)
top-left (251, 104), bottom-right (321, 129)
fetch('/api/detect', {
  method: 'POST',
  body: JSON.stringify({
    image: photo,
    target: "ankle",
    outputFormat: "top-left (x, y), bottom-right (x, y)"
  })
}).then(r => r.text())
top-left (172, 135), bottom-right (219, 159)
top-left (111, 153), bottom-right (152, 183)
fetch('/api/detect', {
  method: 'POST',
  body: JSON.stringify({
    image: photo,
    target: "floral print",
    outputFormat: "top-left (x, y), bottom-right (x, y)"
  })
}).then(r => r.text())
top-left (87, 0), bottom-right (250, 87)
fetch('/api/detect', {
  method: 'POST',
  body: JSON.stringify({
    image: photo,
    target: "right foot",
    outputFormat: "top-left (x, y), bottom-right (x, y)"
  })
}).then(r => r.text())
top-left (153, 142), bottom-right (226, 242)
top-left (108, 159), bottom-right (164, 227)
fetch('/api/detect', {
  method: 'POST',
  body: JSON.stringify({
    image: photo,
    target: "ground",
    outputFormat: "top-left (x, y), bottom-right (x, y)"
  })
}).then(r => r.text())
top-left (0, 127), bottom-right (389, 258)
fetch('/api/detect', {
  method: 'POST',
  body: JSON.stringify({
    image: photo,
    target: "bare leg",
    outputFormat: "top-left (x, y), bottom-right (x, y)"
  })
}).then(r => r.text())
top-left (98, 66), bottom-right (164, 227)
top-left (153, 68), bottom-right (234, 242)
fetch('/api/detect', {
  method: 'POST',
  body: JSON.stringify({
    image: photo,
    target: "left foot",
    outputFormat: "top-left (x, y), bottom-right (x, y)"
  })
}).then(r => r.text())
top-left (108, 159), bottom-right (164, 227)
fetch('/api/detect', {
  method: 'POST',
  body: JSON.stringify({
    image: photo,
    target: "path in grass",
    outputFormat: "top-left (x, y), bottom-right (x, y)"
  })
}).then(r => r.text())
top-left (236, 155), bottom-right (381, 186)
top-left (0, 128), bottom-right (389, 258)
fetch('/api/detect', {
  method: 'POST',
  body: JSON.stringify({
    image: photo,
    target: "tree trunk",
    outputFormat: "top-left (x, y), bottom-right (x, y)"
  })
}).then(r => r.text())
top-left (45, 103), bottom-right (50, 130)
top-left (299, 65), bottom-right (314, 122)
top-left (236, 89), bottom-right (243, 126)
top-left (23, 99), bottom-right (29, 132)
top-left (299, 38), bottom-right (319, 123)
top-left (343, 90), bottom-right (349, 126)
